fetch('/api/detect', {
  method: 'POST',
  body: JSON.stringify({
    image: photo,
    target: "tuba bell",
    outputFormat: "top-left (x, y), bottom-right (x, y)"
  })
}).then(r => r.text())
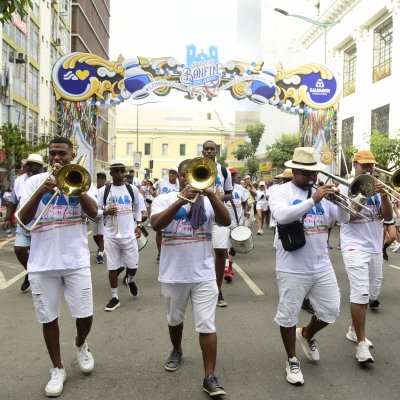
top-left (178, 157), bottom-right (217, 204)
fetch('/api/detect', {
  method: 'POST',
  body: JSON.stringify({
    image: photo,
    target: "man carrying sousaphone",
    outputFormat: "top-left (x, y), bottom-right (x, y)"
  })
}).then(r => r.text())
top-left (151, 159), bottom-right (231, 397)
top-left (269, 147), bottom-right (350, 386)
top-left (18, 137), bottom-right (98, 397)
top-left (338, 150), bottom-right (392, 364)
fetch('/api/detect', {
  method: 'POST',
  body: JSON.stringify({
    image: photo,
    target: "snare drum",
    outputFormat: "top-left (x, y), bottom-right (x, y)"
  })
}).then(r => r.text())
top-left (230, 226), bottom-right (254, 254)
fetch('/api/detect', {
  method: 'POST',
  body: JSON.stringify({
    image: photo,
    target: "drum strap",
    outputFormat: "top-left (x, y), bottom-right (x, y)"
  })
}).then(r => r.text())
top-left (229, 199), bottom-right (240, 225)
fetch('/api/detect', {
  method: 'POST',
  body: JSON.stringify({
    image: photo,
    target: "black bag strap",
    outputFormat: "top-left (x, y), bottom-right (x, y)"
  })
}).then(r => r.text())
top-left (229, 199), bottom-right (240, 225)
top-left (221, 165), bottom-right (228, 181)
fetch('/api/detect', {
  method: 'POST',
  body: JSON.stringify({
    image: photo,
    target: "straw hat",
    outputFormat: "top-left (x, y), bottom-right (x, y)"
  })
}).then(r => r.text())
top-left (353, 150), bottom-right (376, 164)
top-left (281, 168), bottom-right (293, 178)
top-left (284, 147), bottom-right (325, 171)
top-left (21, 154), bottom-right (45, 165)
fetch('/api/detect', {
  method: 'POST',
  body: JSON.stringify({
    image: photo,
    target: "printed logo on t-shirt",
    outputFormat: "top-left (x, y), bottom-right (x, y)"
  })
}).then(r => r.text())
top-left (293, 198), bottom-right (327, 235)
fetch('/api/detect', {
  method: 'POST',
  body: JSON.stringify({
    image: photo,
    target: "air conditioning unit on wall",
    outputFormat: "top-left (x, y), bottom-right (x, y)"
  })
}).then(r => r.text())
top-left (16, 53), bottom-right (27, 63)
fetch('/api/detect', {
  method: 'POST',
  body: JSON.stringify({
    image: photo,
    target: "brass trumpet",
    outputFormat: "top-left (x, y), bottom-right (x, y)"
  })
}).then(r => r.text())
top-left (15, 155), bottom-right (91, 231)
top-left (177, 157), bottom-right (217, 204)
top-left (373, 167), bottom-right (400, 202)
top-left (316, 171), bottom-right (375, 221)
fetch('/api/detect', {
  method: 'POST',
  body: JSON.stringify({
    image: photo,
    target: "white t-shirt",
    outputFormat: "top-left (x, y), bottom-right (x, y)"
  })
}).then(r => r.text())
top-left (226, 183), bottom-right (249, 228)
top-left (19, 172), bottom-right (96, 272)
top-left (151, 192), bottom-right (216, 283)
top-left (10, 173), bottom-right (28, 207)
top-left (208, 163), bottom-right (233, 196)
top-left (269, 182), bottom-right (350, 274)
top-left (154, 179), bottom-right (179, 196)
top-left (256, 188), bottom-right (269, 207)
top-left (97, 183), bottom-right (141, 239)
top-left (339, 184), bottom-right (383, 253)
top-left (267, 184), bottom-right (278, 227)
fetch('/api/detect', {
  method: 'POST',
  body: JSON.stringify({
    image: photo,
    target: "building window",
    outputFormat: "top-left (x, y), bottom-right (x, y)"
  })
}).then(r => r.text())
top-left (144, 143), bottom-right (151, 155)
top-left (29, 22), bottom-right (39, 62)
top-left (161, 168), bottom-right (170, 179)
top-left (340, 117), bottom-right (354, 176)
top-left (162, 143), bottom-right (168, 156)
top-left (373, 18), bottom-right (392, 83)
top-left (216, 144), bottom-right (221, 156)
top-left (29, 65), bottom-right (39, 105)
top-left (28, 109), bottom-right (38, 143)
top-left (197, 144), bottom-right (203, 156)
top-left (371, 104), bottom-right (390, 134)
top-left (14, 62), bottom-right (27, 99)
top-left (179, 144), bottom-right (186, 156)
top-left (343, 45), bottom-right (357, 97)
top-left (14, 101), bottom-right (27, 134)
top-left (126, 143), bottom-right (133, 155)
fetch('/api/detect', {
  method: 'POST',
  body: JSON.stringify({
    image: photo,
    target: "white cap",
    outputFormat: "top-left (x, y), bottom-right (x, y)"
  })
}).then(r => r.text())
top-left (259, 181), bottom-right (266, 186)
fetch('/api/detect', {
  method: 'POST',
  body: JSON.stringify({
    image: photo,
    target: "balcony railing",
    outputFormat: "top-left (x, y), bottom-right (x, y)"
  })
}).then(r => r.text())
top-left (373, 59), bottom-right (392, 83)
top-left (343, 80), bottom-right (356, 97)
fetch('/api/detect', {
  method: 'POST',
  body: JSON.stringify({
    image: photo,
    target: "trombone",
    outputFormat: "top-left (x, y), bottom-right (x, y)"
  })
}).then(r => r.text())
top-left (177, 157), bottom-right (217, 204)
top-left (373, 167), bottom-right (400, 202)
top-left (15, 155), bottom-right (92, 231)
top-left (315, 171), bottom-right (375, 221)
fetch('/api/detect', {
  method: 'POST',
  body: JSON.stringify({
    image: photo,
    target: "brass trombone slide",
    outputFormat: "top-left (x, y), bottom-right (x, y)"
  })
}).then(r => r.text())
top-left (373, 167), bottom-right (400, 202)
top-left (316, 171), bottom-right (375, 221)
top-left (15, 155), bottom-right (91, 231)
top-left (177, 157), bottom-right (217, 204)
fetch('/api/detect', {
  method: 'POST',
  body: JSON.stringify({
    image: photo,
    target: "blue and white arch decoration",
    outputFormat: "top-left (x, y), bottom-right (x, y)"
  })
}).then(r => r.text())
top-left (52, 53), bottom-right (341, 113)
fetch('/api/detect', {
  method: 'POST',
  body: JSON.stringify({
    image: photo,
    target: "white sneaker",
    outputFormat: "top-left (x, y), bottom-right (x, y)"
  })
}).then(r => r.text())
top-left (345, 327), bottom-right (373, 348)
top-left (45, 368), bottom-right (66, 397)
top-left (285, 357), bottom-right (304, 385)
top-left (75, 340), bottom-right (94, 373)
top-left (392, 243), bottom-right (400, 252)
top-left (296, 327), bottom-right (320, 361)
top-left (356, 341), bottom-right (374, 363)
top-left (257, 229), bottom-right (263, 235)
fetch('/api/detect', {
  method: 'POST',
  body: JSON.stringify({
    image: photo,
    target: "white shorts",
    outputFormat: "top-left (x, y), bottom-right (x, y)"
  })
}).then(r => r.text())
top-left (212, 225), bottom-right (230, 249)
top-left (105, 236), bottom-right (139, 270)
top-left (90, 219), bottom-right (104, 236)
top-left (30, 267), bottom-right (93, 324)
top-left (275, 269), bottom-right (340, 327)
top-left (342, 250), bottom-right (382, 304)
top-left (15, 224), bottom-right (31, 247)
top-left (161, 281), bottom-right (218, 333)
top-left (256, 203), bottom-right (268, 211)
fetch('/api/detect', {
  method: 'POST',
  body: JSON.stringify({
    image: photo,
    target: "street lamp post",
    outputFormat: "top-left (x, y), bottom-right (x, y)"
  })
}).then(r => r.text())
top-left (143, 135), bottom-right (165, 178)
top-left (274, 8), bottom-right (340, 64)
top-left (134, 101), bottom-right (160, 153)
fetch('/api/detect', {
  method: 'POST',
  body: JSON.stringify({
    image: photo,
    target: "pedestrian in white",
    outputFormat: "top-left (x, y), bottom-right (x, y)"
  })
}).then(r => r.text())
top-left (269, 147), bottom-right (350, 386)
top-left (256, 181), bottom-right (268, 235)
top-left (97, 162), bottom-right (142, 312)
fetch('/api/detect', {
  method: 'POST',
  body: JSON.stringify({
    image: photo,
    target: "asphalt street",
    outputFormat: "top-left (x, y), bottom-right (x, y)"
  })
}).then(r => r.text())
top-left (1, 224), bottom-right (400, 400)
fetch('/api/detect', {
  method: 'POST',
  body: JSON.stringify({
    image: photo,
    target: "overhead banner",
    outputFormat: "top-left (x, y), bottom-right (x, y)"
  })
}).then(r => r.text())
top-left (52, 53), bottom-right (341, 114)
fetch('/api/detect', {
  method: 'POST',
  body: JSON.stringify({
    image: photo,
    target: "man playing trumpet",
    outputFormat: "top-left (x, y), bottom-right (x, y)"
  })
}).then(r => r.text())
top-left (269, 147), bottom-right (350, 386)
top-left (18, 137), bottom-right (98, 397)
top-left (339, 150), bottom-right (392, 363)
top-left (151, 159), bottom-right (230, 397)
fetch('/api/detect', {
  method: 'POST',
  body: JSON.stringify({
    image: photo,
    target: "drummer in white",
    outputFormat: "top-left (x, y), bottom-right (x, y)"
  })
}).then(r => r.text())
top-left (224, 169), bottom-right (250, 282)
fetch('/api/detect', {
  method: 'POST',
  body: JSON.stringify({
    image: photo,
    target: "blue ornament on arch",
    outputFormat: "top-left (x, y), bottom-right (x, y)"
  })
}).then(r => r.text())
top-left (122, 58), bottom-right (151, 97)
top-left (58, 63), bottom-right (97, 97)
top-left (250, 69), bottom-right (276, 105)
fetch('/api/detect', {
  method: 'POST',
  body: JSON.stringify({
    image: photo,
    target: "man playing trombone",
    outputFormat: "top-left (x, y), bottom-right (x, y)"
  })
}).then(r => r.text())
top-left (339, 150), bottom-right (392, 363)
top-left (269, 147), bottom-right (350, 386)
top-left (18, 137), bottom-right (98, 397)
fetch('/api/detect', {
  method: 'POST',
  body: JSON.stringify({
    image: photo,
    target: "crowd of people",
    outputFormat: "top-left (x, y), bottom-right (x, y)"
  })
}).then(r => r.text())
top-left (2, 139), bottom-right (398, 397)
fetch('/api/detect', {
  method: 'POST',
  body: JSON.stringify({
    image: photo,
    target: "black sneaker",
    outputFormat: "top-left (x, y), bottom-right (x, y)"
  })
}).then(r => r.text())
top-left (127, 279), bottom-right (138, 297)
top-left (369, 299), bottom-right (380, 309)
top-left (202, 375), bottom-right (226, 397)
top-left (164, 348), bottom-right (183, 371)
top-left (105, 297), bottom-right (120, 311)
top-left (20, 276), bottom-right (30, 293)
top-left (96, 253), bottom-right (104, 264)
top-left (301, 298), bottom-right (314, 314)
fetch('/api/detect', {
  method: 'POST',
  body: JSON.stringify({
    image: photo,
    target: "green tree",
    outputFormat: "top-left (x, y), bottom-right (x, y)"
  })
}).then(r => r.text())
top-left (0, 123), bottom-right (47, 182)
top-left (264, 133), bottom-right (299, 170)
top-left (368, 129), bottom-right (400, 169)
top-left (0, 0), bottom-right (32, 24)
top-left (232, 122), bottom-right (265, 176)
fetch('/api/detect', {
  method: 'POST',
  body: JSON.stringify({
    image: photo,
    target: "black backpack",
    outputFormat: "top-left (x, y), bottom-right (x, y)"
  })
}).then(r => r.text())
top-left (103, 183), bottom-right (135, 210)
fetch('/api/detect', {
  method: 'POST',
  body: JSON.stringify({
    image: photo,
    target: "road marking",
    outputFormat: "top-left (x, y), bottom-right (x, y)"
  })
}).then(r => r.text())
top-left (0, 270), bottom-right (26, 290)
top-left (232, 262), bottom-right (265, 296)
top-left (388, 264), bottom-right (400, 271)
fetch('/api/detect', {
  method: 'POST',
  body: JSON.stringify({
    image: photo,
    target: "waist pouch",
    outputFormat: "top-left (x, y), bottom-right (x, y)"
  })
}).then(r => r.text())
top-left (277, 220), bottom-right (306, 252)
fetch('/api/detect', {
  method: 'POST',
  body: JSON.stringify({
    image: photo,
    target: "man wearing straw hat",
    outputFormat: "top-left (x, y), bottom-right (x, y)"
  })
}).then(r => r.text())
top-left (2, 153), bottom-right (44, 292)
top-left (339, 150), bottom-right (392, 364)
top-left (269, 147), bottom-right (350, 386)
